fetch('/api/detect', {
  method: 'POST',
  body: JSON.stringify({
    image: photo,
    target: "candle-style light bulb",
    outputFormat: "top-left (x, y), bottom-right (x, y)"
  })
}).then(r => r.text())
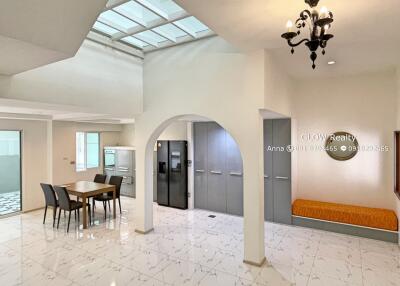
top-left (320, 6), bottom-right (328, 18)
top-left (286, 20), bottom-right (293, 32)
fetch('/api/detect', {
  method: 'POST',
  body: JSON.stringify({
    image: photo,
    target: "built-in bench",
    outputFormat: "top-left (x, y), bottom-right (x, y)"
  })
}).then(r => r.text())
top-left (292, 199), bottom-right (399, 243)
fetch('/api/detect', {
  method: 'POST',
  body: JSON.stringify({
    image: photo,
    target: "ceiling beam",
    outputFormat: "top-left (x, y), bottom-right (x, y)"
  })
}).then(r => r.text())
top-left (173, 21), bottom-right (197, 38)
top-left (97, 17), bottom-right (129, 33)
top-left (112, 7), bottom-right (147, 27)
top-left (104, 0), bottom-right (131, 11)
top-left (133, 0), bottom-right (169, 20)
top-left (112, 10), bottom-right (189, 40)
top-left (152, 29), bottom-right (176, 43)
top-left (144, 30), bottom-right (216, 53)
top-left (87, 31), bottom-right (144, 58)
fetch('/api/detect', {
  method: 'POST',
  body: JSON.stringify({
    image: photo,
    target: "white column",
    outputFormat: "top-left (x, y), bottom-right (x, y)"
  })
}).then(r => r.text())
top-left (134, 144), bottom-right (154, 234)
top-left (46, 120), bottom-right (53, 184)
top-left (242, 117), bottom-right (265, 266)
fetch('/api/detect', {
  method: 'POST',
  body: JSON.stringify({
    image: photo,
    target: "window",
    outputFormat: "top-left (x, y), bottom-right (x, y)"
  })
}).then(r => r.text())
top-left (395, 132), bottom-right (400, 199)
top-left (91, 0), bottom-right (213, 51)
top-left (76, 132), bottom-right (100, 171)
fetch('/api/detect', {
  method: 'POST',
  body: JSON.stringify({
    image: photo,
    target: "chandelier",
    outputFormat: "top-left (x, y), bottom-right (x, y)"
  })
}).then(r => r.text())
top-left (281, 0), bottom-right (334, 69)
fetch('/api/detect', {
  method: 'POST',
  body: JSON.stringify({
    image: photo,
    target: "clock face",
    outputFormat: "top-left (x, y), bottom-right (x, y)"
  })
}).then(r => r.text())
top-left (325, 132), bottom-right (358, 161)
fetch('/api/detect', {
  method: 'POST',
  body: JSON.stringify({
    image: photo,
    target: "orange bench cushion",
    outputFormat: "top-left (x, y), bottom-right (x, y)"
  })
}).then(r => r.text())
top-left (292, 199), bottom-right (398, 231)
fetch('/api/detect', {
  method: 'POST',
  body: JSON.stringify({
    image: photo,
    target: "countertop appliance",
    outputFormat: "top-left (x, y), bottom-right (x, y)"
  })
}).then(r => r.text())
top-left (157, 140), bottom-right (188, 209)
top-left (104, 146), bottom-right (135, 198)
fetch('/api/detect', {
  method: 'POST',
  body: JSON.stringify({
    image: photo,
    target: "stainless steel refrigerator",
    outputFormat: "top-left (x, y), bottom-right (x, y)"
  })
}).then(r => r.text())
top-left (157, 140), bottom-right (188, 209)
top-left (104, 147), bottom-right (135, 198)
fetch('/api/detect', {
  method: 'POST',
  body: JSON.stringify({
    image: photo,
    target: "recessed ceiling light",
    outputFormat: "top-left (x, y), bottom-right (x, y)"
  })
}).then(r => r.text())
top-left (328, 61), bottom-right (336, 65)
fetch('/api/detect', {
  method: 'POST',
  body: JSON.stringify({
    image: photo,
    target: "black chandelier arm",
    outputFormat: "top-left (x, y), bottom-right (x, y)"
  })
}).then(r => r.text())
top-left (299, 9), bottom-right (312, 21)
top-left (287, 38), bottom-right (310, 47)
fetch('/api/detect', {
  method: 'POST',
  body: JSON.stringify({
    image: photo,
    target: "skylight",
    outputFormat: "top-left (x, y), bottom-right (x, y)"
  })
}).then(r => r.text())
top-left (90, 0), bottom-right (214, 52)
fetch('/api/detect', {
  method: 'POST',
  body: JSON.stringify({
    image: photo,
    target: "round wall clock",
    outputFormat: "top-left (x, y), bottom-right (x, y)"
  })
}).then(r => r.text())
top-left (325, 131), bottom-right (358, 161)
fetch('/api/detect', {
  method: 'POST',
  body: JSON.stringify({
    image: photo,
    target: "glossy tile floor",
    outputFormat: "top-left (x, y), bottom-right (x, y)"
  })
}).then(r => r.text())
top-left (0, 196), bottom-right (399, 286)
top-left (0, 191), bottom-right (20, 215)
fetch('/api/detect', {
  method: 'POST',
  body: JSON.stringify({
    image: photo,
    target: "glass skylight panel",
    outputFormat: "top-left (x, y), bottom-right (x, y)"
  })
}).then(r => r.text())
top-left (175, 16), bottom-right (210, 33)
top-left (121, 36), bottom-right (149, 48)
top-left (153, 23), bottom-right (187, 38)
top-left (93, 21), bottom-right (120, 36)
top-left (145, 0), bottom-right (184, 16)
top-left (135, 30), bottom-right (168, 45)
top-left (113, 1), bottom-right (161, 25)
top-left (99, 10), bottom-right (138, 32)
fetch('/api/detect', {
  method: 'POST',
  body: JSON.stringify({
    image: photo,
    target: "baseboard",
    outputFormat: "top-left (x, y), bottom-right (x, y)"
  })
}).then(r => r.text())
top-left (243, 256), bottom-right (266, 267)
top-left (292, 215), bottom-right (399, 243)
top-left (23, 206), bottom-right (45, 213)
top-left (135, 228), bottom-right (154, 234)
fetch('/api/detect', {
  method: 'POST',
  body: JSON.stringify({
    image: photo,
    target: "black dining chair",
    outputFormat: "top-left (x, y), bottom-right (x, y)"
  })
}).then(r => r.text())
top-left (40, 183), bottom-right (58, 227)
top-left (54, 186), bottom-right (91, 232)
top-left (93, 176), bottom-right (123, 219)
top-left (92, 174), bottom-right (107, 213)
top-left (94, 174), bottom-right (107, 184)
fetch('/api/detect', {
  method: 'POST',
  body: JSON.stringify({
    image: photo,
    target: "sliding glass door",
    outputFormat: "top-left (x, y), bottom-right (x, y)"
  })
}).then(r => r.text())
top-left (0, 131), bottom-right (21, 216)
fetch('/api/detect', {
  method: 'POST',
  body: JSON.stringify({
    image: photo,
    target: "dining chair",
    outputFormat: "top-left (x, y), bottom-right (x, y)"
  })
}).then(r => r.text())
top-left (94, 174), bottom-right (107, 184)
top-left (92, 174), bottom-right (107, 212)
top-left (40, 183), bottom-right (58, 227)
top-left (93, 176), bottom-right (123, 219)
top-left (54, 186), bottom-right (91, 232)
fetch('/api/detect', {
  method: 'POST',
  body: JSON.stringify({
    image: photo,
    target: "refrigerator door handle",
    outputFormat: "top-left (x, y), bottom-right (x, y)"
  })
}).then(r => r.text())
top-left (229, 172), bottom-right (243, 176)
top-left (210, 170), bottom-right (222, 175)
top-left (195, 169), bottom-right (205, 173)
top-left (118, 167), bottom-right (129, 170)
top-left (275, 176), bottom-right (289, 180)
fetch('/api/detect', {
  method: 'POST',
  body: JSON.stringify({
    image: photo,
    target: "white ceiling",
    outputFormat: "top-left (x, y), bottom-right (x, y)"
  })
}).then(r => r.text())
top-left (175, 0), bottom-right (400, 78)
top-left (0, 0), bottom-right (107, 75)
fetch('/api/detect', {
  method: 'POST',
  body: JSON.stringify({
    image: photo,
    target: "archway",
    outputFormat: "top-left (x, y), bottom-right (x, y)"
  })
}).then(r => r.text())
top-left (144, 114), bottom-right (244, 210)
top-left (134, 113), bottom-right (266, 266)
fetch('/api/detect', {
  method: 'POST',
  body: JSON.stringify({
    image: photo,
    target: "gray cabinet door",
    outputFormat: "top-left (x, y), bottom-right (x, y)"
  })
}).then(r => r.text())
top-left (264, 120), bottom-right (274, 221)
top-left (194, 123), bottom-right (208, 209)
top-left (272, 119), bottom-right (292, 225)
top-left (207, 122), bottom-right (227, 213)
top-left (226, 132), bottom-right (243, 216)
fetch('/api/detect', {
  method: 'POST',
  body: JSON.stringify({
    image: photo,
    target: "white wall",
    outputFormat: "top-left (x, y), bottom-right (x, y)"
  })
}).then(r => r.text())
top-left (0, 40), bottom-right (143, 117)
top-left (52, 121), bottom-right (122, 185)
top-left (158, 121), bottom-right (188, 141)
top-left (0, 119), bottom-right (49, 212)
top-left (292, 71), bottom-right (398, 211)
top-left (120, 124), bottom-right (135, 146)
top-left (135, 37), bottom-right (266, 264)
top-left (264, 51), bottom-right (293, 117)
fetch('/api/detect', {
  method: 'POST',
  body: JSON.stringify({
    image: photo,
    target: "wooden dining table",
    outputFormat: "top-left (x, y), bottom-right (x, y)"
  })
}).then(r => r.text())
top-left (63, 181), bottom-right (116, 229)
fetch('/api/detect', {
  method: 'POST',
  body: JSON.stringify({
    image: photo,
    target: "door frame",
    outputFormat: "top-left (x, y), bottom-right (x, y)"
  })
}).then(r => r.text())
top-left (0, 129), bottom-right (22, 217)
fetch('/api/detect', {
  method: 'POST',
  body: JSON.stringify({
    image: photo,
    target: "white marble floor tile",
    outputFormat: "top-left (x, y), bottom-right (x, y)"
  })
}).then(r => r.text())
top-left (154, 258), bottom-right (210, 285)
top-left (198, 269), bottom-right (254, 286)
top-left (0, 196), bottom-right (398, 286)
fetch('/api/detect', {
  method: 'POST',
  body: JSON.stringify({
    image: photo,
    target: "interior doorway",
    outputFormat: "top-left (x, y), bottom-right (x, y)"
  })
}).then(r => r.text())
top-left (0, 130), bottom-right (21, 216)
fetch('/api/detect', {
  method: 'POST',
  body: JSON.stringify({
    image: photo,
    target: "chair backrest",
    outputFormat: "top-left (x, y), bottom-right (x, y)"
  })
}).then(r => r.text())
top-left (40, 183), bottom-right (57, 207)
top-left (109, 176), bottom-right (123, 198)
top-left (54, 186), bottom-right (71, 210)
top-left (94, 174), bottom-right (107, 184)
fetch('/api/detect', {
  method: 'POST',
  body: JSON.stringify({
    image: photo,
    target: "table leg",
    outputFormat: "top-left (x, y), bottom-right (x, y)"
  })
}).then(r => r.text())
top-left (113, 190), bottom-right (116, 219)
top-left (82, 196), bottom-right (87, 229)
